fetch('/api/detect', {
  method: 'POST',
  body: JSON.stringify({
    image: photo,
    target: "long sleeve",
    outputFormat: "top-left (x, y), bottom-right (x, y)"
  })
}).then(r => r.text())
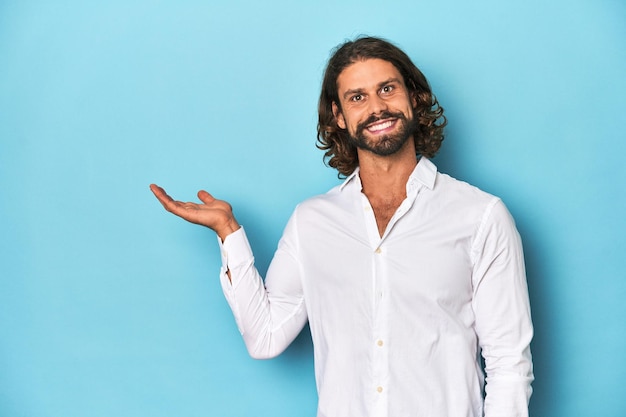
top-left (218, 223), bottom-right (308, 359)
top-left (471, 199), bottom-right (534, 417)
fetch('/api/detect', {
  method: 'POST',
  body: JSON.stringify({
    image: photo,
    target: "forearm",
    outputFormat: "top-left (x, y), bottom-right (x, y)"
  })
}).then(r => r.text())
top-left (218, 227), bottom-right (307, 359)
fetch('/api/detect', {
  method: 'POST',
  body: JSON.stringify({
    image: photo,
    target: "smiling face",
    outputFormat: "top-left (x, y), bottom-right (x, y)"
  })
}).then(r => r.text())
top-left (333, 58), bottom-right (417, 157)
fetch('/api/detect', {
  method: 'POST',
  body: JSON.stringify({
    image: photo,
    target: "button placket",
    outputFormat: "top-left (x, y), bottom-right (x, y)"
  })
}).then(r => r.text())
top-left (372, 239), bottom-right (389, 410)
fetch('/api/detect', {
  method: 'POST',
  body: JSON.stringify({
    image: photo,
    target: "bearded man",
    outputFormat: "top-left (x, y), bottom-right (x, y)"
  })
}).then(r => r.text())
top-left (151, 36), bottom-right (534, 417)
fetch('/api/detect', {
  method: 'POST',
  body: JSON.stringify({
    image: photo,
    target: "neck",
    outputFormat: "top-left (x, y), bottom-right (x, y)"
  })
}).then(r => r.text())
top-left (356, 144), bottom-right (418, 237)
top-left (357, 141), bottom-right (418, 199)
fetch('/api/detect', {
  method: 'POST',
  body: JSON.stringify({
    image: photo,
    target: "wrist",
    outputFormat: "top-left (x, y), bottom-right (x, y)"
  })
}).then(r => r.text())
top-left (216, 219), bottom-right (241, 242)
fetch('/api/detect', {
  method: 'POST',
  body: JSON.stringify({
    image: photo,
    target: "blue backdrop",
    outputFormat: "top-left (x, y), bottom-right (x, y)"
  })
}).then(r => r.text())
top-left (1, 1), bottom-right (625, 416)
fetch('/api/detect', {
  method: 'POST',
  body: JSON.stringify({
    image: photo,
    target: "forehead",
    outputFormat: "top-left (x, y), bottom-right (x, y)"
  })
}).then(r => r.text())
top-left (336, 58), bottom-right (404, 94)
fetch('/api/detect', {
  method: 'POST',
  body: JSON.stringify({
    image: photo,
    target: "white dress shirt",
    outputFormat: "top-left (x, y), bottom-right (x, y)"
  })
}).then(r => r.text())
top-left (219, 158), bottom-right (533, 417)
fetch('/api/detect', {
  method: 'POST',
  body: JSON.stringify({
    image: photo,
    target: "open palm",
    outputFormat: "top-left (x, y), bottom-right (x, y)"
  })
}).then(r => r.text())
top-left (150, 184), bottom-right (240, 240)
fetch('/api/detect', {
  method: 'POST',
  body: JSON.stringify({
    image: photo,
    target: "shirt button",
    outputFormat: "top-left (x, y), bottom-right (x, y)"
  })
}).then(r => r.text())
top-left (375, 247), bottom-right (382, 254)
top-left (377, 386), bottom-right (383, 393)
top-left (377, 340), bottom-right (384, 347)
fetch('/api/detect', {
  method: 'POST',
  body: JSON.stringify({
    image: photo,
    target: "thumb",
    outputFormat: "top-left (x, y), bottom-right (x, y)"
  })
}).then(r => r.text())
top-left (197, 190), bottom-right (216, 205)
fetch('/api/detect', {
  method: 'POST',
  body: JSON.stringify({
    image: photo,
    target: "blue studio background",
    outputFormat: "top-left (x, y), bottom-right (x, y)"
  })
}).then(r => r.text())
top-left (1, 1), bottom-right (625, 416)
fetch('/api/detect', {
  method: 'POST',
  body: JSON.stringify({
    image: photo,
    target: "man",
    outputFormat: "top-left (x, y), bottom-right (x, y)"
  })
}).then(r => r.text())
top-left (150, 37), bottom-right (533, 417)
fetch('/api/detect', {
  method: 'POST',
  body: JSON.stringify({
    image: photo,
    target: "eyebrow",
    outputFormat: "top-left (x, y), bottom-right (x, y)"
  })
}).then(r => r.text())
top-left (342, 77), bottom-right (403, 100)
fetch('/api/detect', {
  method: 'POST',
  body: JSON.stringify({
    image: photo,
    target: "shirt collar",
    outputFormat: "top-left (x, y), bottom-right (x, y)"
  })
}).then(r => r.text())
top-left (339, 157), bottom-right (438, 192)
top-left (339, 168), bottom-right (360, 191)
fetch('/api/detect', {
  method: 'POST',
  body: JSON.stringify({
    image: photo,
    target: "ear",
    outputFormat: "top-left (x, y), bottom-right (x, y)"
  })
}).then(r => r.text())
top-left (332, 101), bottom-right (346, 129)
top-left (410, 91), bottom-right (418, 108)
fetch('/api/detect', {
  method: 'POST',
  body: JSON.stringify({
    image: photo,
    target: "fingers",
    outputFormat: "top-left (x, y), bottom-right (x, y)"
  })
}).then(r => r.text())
top-left (150, 184), bottom-right (171, 201)
top-left (150, 186), bottom-right (198, 221)
top-left (150, 184), bottom-right (195, 219)
top-left (149, 184), bottom-right (176, 211)
top-left (149, 184), bottom-right (239, 235)
top-left (150, 184), bottom-right (224, 216)
top-left (150, 184), bottom-right (209, 217)
top-left (151, 184), bottom-right (212, 205)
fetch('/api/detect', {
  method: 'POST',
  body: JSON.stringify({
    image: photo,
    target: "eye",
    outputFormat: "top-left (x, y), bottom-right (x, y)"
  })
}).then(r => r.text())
top-left (350, 94), bottom-right (363, 102)
top-left (381, 84), bottom-right (395, 94)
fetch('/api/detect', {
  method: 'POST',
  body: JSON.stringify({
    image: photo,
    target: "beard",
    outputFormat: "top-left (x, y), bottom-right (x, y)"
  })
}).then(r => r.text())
top-left (348, 110), bottom-right (417, 156)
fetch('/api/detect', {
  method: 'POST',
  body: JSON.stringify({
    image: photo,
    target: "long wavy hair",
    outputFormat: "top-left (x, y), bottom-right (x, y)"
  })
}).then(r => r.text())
top-left (317, 37), bottom-right (447, 177)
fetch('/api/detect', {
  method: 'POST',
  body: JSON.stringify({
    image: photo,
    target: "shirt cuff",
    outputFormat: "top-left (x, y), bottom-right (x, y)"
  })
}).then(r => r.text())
top-left (217, 226), bottom-right (253, 269)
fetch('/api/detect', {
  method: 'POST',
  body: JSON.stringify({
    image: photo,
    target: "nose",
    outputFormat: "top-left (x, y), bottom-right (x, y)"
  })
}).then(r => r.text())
top-left (367, 94), bottom-right (388, 116)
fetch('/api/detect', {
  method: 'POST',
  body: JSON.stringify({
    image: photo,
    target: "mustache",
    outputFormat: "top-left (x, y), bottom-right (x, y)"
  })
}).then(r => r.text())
top-left (356, 111), bottom-right (407, 132)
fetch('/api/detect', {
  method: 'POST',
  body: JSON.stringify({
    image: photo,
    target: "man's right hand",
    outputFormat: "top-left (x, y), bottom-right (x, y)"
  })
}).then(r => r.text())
top-left (149, 184), bottom-right (241, 242)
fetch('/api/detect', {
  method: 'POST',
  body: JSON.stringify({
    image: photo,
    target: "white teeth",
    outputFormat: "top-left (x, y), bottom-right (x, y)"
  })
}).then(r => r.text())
top-left (368, 120), bottom-right (394, 132)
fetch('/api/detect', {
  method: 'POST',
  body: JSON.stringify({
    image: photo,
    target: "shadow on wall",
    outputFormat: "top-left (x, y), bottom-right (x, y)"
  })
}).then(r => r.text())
top-left (518, 222), bottom-right (554, 417)
top-left (282, 323), bottom-right (314, 362)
